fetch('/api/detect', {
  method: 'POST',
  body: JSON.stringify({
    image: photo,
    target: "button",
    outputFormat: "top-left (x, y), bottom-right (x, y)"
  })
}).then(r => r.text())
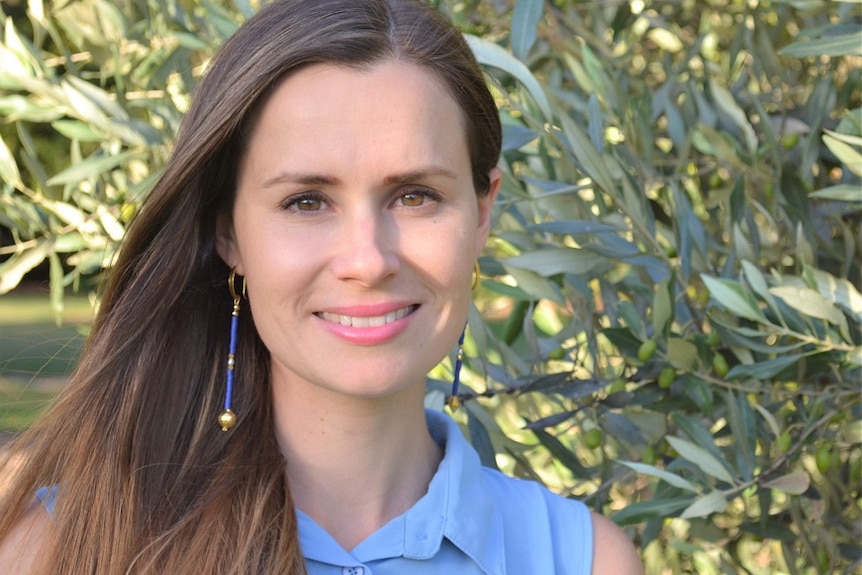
top-left (343, 568), bottom-right (364, 575)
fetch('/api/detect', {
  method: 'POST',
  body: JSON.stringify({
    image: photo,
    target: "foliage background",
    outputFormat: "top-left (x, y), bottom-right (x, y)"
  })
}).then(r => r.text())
top-left (0, 0), bottom-right (860, 573)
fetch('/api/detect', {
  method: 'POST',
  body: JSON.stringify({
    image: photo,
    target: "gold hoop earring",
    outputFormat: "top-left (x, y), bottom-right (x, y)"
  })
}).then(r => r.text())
top-left (472, 261), bottom-right (481, 292)
top-left (228, 268), bottom-right (247, 301)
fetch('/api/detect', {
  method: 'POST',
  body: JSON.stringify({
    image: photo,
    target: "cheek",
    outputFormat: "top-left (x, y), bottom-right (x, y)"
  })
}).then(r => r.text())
top-left (403, 223), bottom-right (474, 283)
top-left (244, 247), bottom-right (333, 321)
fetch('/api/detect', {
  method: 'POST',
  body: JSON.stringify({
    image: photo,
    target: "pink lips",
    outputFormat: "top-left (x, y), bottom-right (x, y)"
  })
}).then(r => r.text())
top-left (314, 303), bottom-right (419, 344)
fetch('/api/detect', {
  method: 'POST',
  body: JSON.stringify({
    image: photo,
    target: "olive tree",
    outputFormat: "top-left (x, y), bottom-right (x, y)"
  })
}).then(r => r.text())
top-left (1, 0), bottom-right (860, 573)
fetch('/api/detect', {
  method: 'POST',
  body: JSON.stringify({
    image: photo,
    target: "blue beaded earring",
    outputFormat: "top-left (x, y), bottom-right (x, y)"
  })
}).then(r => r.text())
top-left (447, 261), bottom-right (481, 411)
top-left (219, 268), bottom-right (246, 432)
top-left (447, 328), bottom-right (467, 411)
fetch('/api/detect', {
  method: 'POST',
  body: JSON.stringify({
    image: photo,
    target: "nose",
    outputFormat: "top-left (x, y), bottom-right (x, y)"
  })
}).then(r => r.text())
top-left (330, 210), bottom-right (400, 287)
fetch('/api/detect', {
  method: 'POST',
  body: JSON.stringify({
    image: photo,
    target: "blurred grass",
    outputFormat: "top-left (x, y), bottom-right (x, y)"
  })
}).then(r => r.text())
top-left (0, 383), bottom-right (58, 432)
top-left (0, 288), bottom-right (93, 432)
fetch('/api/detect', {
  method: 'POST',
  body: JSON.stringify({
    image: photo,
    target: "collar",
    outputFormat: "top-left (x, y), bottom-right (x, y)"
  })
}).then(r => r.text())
top-left (298, 409), bottom-right (506, 575)
top-left (400, 409), bottom-right (506, 574)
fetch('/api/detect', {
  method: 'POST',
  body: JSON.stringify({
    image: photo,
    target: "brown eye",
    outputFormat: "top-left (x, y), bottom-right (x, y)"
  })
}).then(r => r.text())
top-left (282, 192), bottom-right (327, 214)
top-left (400, 191), bottom-right (426, 207)
top-left (295, 197), bottom-right (322, 211)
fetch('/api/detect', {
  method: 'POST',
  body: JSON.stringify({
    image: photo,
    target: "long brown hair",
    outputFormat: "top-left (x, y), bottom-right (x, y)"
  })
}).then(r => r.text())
top-left (0, 0), bottom-right (501, 572)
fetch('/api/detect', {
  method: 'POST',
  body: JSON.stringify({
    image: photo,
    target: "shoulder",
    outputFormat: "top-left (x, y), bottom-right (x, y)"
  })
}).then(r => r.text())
top-left (479, 469), bottom-right (593, 572)
top-left (480, 467), bottom-right (590, 522)
top-left (0, 505), bottom-right (53, 574)
top-left (590, 511), bottom-right (644, 575)
top-left (479, 469), bottom-right (642, 574)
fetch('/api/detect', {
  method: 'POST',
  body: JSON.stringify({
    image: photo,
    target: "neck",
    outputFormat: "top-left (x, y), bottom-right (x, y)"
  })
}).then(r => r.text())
top-left (271, 372), bottom-right (443, 551)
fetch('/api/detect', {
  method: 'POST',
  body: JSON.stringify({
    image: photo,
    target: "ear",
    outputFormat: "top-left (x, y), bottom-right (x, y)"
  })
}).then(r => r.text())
top-left (215, 212), bottom-right (244, 275)
top-left (475, 166), bottom-right (501, 256)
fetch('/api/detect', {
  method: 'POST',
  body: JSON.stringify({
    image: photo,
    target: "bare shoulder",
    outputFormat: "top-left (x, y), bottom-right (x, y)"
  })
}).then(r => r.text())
top-left (590, 511), bottom-right (644, 575)
top-left (0, 505), bottom-right (53, 574)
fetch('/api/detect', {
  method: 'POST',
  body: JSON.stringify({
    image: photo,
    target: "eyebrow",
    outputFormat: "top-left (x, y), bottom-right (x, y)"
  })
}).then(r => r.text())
top-left (261, 173), bottom-right (338, 189)
top-left (260, 166), bottom-right (458, 189)
top-left (383, 167), bottom-right (458, 185)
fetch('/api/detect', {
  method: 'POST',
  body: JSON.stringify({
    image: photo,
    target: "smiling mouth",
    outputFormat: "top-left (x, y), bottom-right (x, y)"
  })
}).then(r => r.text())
top-left (316, 305), bottom-right (419, 328)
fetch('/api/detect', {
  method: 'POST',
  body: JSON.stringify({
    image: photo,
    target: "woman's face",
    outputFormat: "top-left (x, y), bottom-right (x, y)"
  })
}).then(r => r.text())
top-left (217, 60), bottom-right (499, 401)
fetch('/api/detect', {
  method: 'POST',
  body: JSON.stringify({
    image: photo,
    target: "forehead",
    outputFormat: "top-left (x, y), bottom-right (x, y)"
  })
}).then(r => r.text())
top-left (238, 60), bottom-right (470, 182)
top-left (255, 59), bottom-right (466, 134)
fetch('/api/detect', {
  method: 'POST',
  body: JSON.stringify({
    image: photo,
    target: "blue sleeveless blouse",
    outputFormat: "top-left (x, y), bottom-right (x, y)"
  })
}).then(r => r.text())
top-left (37, 409), bottom-right (594, 574)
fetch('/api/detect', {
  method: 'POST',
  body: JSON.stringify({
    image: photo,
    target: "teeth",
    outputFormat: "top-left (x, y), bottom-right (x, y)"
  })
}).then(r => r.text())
top-left (320, 306), bottom-right (414, 327)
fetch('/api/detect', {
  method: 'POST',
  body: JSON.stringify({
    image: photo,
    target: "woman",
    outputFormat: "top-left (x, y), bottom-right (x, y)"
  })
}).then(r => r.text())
top-left (0, 0), bottom-right (643, 573)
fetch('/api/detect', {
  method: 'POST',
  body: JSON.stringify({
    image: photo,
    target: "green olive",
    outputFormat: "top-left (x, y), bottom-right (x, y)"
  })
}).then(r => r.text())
top-left (781, 133), bottom-right (800, 149)
top-left (120, 203), bottom-right (136, 223)
top-left (642, 446), bottom-right (657, 465)
top-left (708, 172), bottom-right (722, 188)
top-left (776, 431), bottom-right (792, 455)
top-left (816, 548), bottom-right (830, 573)
top-left (849, 453), bottom-right (861, 484)
top-left (658, 366), bottom-right (676, 389)
top-left (638, 339), bottom-right (657, 362)
top-left (712, 353), bottom-right (730, 377)
top-left (607, 379), bottom-right (627, 394)
top-left (584, 428), bottom-right (603, 449)
top-left (706, 331), bottom-right (721, 347)
top-left (816, 445), bottom-right (832, 474)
